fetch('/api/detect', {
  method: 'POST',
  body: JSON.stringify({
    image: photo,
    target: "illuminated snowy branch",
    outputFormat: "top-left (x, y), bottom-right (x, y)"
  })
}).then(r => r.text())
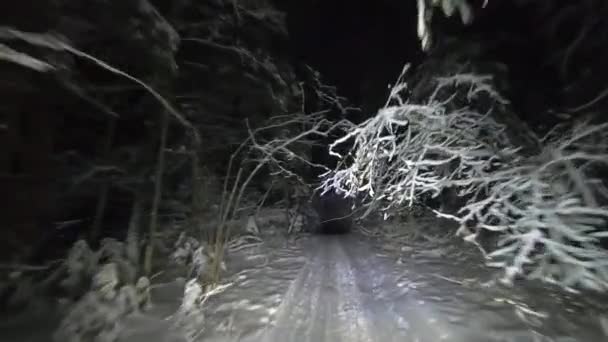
top-left (459, 119), bottom-right (608, 290)
top-left (324, 63), bottom-right (608, 291)
top-left (321, 65), bottom-right (512, 215)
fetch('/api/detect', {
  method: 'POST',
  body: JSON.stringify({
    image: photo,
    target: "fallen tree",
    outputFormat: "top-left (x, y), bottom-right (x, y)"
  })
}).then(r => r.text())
top-left (322, 63), bottom-right (608, 291)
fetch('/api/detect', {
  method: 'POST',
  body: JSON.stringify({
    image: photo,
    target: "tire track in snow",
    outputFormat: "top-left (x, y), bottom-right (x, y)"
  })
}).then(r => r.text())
top-left (340, 235), bottom-right (461, 342)
top-left (266, 255), bottom-right (314, 341)
top-left (330, 237), bottom-right (375, 342)
top-left (259, 236), bottom-right (375, 342)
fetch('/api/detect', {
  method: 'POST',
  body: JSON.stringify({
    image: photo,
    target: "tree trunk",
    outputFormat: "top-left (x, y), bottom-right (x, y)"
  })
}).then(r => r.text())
top-left (127, 187), bottom-right (144, 272)
top-left (144, 110), bottom-right (169, 276)
top-left (191, 150), bottom-right (206, 242)
top-left (89, 118), bottom-right (116, 242)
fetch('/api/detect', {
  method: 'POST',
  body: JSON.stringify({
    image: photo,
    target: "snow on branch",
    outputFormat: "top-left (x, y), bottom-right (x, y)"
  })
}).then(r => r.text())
top-left (323, 63), bottom-right (608, 291)
top-left (467, 118), bottom-right (608, 290)
top-left (321, 66), bottom-right (513, 214)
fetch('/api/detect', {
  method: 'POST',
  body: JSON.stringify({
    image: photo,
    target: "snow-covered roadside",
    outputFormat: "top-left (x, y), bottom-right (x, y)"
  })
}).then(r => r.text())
top-left (119, 213), bottom-right (309, 342)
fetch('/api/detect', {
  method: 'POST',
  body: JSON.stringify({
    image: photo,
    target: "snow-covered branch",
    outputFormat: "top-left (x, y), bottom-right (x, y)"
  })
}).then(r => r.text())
top-left (321, 67), bottom-right (512, 215)
top-left (323, 64), bottom-right (608, 291)
top-left (463, 118), bottom-right (608, 290)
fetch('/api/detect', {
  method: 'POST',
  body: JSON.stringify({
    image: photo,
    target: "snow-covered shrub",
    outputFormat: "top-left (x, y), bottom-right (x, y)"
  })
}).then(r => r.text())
top-left (55, 238), bottom-right (139, 297)
top-left (172, 279), bottom-right (206, 341)
top-left (171, 233), bottom-right (221, 280)
top-left (0, 237), bottom-right (142, 313)
top-left (171, 232), bottom-right (201, 266)
top-left (323, 63), bottom-right (608, 291)
top-left (50, 237), bottom-right (152, 341)
top-left (54, 263), bottom-right (151, 342)
top-left (190, 246), bottom-right (210, 280)
top-left (98, 238), bottom-right (138, 285)
top-left (92, 263), bottom-right (120, 301)
top-left (60, 240), bottom-right (99, 294)
top-left (172, 278), bottom-right (232, 342)
top-left (54, 290), bottom-right (122, 342)
top-left (135, 276), bottom-right (152, 310)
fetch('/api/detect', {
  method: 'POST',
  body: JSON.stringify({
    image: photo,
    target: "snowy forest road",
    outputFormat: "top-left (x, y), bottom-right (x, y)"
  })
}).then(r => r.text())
top-left (192, 228), bottom-right (607, 342)
top-left (261, 235), bottom-right (455, 342)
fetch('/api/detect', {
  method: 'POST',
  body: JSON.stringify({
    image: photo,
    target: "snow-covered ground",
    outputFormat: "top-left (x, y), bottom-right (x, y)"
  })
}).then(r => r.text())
top-left (2, 215), bottom-right (607, 342)
top-left (129, 216), bottom-right (608, 341)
